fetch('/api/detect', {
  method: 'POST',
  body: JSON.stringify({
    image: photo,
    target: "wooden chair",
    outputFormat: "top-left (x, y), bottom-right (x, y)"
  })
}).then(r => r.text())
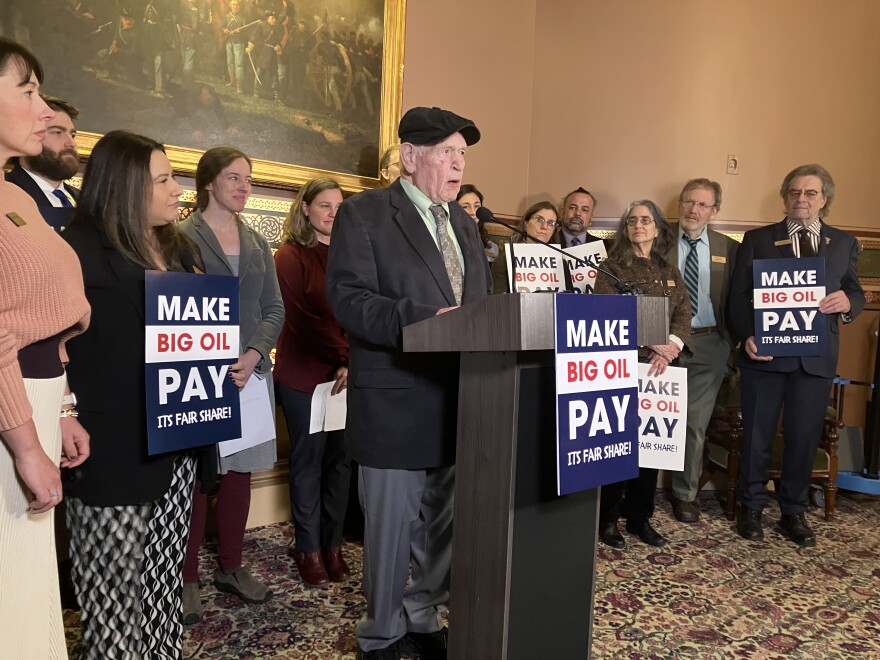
top-left (705, 373), bottom-right (842, 521)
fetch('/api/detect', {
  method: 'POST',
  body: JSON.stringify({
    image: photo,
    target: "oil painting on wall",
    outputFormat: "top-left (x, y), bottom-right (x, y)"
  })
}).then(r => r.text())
top-left (9, 0), bottom-right (405, 189)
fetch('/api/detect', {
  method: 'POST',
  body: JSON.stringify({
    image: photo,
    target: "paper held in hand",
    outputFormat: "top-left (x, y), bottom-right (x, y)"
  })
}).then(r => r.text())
top-left (309, 381), bottom-right (347, 434)
top-left (218, 373), bottom-right (276, 457)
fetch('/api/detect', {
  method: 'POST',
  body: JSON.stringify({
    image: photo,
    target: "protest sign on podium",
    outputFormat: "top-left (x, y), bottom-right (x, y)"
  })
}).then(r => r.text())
top-left (402, 292), bottom-right (668, 660)
top-left (554, 294), bottom-right (640, 494)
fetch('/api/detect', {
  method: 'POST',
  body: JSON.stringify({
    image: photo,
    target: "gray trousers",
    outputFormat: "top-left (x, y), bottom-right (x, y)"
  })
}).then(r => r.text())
top-left (357, 465), bottom-right (454, 652)
top-left (672, 331), bottom-right (730, 502)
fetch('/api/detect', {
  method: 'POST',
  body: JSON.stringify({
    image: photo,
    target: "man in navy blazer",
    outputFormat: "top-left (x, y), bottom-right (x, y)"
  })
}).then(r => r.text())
top-left (327, 107), bottom-right (490, 660)
top-left (5, 96), bottom-right (80, 232)
top-left (728, 164), bottom-right (864, 547)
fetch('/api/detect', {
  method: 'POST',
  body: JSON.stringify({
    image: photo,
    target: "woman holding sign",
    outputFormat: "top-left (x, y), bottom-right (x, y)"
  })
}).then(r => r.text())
top-left (179, 147), bottom-right (284, 623)
top-left (274, 177), bottom-right (353, 587)
top-left (62, 130), bottom-right (201, 657)
top-left (0, 39), bottom-right (90, 658)
top-left (491, 200), bottom-right (559, 293)
top-left (594, 200), bottom-right (692, 550)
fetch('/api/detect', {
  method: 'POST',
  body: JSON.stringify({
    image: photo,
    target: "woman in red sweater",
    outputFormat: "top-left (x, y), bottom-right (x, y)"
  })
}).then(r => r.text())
top-left (274, 177), bottom-right (351, 586)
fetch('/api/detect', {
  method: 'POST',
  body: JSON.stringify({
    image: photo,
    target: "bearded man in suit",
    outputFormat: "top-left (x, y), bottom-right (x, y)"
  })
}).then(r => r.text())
top-left (327, 106), bottom-right (490, 660)
top-left (6, 96), bottom-right (79, 232)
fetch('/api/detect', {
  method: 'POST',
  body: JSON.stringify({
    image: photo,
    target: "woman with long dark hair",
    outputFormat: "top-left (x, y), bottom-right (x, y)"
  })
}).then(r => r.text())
top-left (274, 177), bottom-right (352, 586)
top-left (0, 38), bottom-right (90, 658)
top-left (62, 130), bottom-right (201, 657)
top-left (456, 183), bottom-right (499, 263)
top-left (594, 199), bottom-right (692, 550)
top-left (179, 146), bottom-right (284, 622)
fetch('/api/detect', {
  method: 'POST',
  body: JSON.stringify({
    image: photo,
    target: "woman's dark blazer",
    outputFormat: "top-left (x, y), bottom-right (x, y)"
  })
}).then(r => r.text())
top-left (62, 221), bottom-right (195, 506)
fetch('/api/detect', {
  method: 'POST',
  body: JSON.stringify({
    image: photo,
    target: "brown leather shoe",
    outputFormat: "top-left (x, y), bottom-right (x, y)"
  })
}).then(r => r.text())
top-left (322, 546), bottom-right (352, 582)
top-left (672, 497), bottom-right (700, 523)
top-left (294, 551), bottom-right (330, 587)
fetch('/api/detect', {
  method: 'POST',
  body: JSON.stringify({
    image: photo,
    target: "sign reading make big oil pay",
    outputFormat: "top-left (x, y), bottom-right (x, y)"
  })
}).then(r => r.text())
top-left (145, 271), bottom-right (241, 454)
top-left (753, 257), bottom-right (826, 357)
top-left (554, 294), bottom-right (639, 495)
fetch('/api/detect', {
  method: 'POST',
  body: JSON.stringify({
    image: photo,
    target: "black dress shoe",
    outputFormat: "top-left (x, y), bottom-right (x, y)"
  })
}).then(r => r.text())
top-left (599, 522), bottom-right (626, 549)
top-left (779, 513), bottom-right (816, 547)
top-left (625, 520), bottom-right (667, 547)
top-left (357, 643), bottom-right (400, 660)
top-left (400, 628), bottom-right (447, 660)
top-left (672, 497), bottom-right (701, 523)
top-left (736, 504), bottom-right (764, 541)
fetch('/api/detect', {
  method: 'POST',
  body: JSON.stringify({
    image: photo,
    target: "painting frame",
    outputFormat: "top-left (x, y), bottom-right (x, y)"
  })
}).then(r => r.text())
top-left (71, 0), bottom-right (407, 193)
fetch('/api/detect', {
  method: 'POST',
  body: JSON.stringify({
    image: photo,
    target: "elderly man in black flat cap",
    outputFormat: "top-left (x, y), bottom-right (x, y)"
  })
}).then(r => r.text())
top-left (327, 107), bottom-right (491, 660)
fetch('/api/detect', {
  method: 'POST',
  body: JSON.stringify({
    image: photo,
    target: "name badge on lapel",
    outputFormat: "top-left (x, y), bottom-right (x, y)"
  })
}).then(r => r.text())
top-left (667, 279), bottom-right (676, 287)
top-left (6, 212), bottom-right (26, 227)
top-left (774, 239), bottom-right (792, 247)
top-left (711, 255), bottom-right (727, 264)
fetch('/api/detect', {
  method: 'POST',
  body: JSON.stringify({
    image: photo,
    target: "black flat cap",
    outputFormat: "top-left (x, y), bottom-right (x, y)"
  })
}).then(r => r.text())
top-left (398, 106), bottom-right (480, 146)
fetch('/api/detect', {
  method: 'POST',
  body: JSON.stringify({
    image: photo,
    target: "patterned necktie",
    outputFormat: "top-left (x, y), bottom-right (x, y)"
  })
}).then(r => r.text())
top-left (799, 228), bottom-right (816, 257)
top-left (569, 236), bottom-right (581, 246)
top-left (429, 204), bottom-right (463, 305)
top-left (683, 236), bottom-right (700, 317)
top-left (52, 189), bottom-right (73, 208)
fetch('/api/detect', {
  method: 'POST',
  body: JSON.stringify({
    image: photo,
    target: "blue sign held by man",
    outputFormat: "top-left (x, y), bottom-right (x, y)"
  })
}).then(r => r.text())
top-left (145, 271), bottom-right (241, 454)
top-left (753, 257), bottom-right (826, 357)
top-left (555, 294), bottom-right (640, 495)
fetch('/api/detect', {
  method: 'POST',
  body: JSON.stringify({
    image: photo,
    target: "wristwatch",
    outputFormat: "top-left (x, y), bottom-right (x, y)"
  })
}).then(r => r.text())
top-left (62, 393), bottom-right (77, 407)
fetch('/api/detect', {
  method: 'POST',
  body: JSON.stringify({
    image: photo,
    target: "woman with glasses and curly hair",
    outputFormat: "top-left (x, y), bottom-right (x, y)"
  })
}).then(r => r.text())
top-left (594, 199), bottom-right (692, 552)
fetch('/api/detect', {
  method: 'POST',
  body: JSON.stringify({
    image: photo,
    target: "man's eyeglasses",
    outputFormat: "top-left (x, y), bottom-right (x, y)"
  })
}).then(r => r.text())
top-left (786, 189), bottom-right (821, 200)
top-left (625, 217), bottom-right (655, 227)
top-left (529, 215), bottom-right (557, 228)
top-left (680, 200), bottom-right (715, 211)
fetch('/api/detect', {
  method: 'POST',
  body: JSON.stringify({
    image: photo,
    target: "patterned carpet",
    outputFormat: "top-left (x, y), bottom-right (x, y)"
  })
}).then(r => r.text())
top-left (63, 491), bottom-right (880, 659)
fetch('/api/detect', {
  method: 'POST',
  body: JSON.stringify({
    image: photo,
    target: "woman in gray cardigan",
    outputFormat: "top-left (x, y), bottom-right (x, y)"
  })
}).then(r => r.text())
top-left (178, 147), bottom-right (284, 624)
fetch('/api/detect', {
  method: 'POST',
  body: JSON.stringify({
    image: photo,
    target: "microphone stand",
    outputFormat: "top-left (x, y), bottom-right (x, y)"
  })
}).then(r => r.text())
top-left (476, 209), bottom-right (643, 295)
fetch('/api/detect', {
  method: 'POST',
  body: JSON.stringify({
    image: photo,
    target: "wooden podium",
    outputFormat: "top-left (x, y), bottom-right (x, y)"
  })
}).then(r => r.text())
top-left (403, 293), bottom-right (668, 659)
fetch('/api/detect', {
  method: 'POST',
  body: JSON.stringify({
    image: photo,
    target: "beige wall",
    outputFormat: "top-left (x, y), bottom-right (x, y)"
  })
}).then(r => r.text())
top-left (401, 0), bottom-right (537, 218)
top-left (404, 0), bottom-right (880, 233)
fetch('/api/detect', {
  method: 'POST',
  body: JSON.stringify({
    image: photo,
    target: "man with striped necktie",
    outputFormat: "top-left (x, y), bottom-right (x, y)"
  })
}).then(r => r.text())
top-left (668, 178), bottom-right (739, 523)
top-left (728, 164), bottom-right (864, 547)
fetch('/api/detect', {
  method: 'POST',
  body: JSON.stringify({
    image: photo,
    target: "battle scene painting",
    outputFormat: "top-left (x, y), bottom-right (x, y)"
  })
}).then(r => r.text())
top-left (5, 0), bottom-right (401, 187)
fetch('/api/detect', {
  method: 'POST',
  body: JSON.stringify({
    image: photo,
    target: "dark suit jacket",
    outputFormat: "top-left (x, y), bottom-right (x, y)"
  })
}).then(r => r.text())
top-left (62, 221), bottom-right (195, 506)
top-left (5, 164), bottom-right (78, 232)
top-left (668, 222), bottom-right (739, 348)
top-left (727, 218), bottom-right (865, 379)
top-left (557, 230), bottom-right (606, 249)
top-left (326, 179), bottom-right (492, 469)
